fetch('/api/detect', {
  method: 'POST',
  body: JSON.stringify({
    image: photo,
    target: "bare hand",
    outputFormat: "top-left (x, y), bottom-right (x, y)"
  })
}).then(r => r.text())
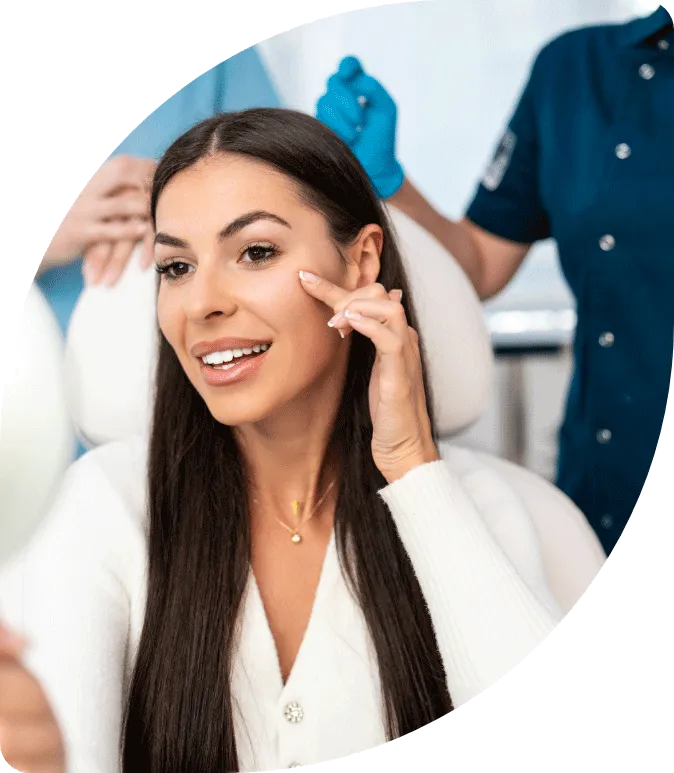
top-left (40, 155), bottom-right (155, 281)
top-left (299, 271), bottom-right (440, 482)
top-left (0, 624), bottom-right (65, 773)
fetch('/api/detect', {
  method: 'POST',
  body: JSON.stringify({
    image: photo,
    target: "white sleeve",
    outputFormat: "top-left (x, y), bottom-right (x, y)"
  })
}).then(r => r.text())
top-left (378, 460), bottom-right (562, 707)
top-left (0, 451), bottom-right (144, 773)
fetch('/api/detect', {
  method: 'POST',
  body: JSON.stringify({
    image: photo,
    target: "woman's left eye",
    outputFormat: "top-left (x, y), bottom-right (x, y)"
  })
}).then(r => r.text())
top-left (241, 244), bottom-right (278, 264)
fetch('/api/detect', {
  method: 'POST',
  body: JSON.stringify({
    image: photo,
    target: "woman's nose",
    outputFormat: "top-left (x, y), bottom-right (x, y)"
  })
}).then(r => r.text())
top-left (184, 264), bottom-right (238, 322)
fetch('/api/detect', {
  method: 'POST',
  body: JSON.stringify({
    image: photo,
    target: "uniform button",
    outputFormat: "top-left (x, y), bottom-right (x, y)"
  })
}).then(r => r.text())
top-left (615, 143), bottom-right (631, 159)
top-left (639, 63), bottom-right (655, 79)
top-left (600, 515), bottom-right (614, 529)
top-left (284, 702), bottom-right (304, 723)
top-left (598, 332), bottom-right (615, 347)
top-left (599, 234), bottom-right (615, 251)
top-left (658, 39), bottom-right (670, 50)
top-left (596, 429), bottom-right (612, 444)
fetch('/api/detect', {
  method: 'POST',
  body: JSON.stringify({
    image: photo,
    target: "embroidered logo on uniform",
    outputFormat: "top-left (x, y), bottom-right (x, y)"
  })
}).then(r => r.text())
top-left (482, 129), bottom-right (517, 191)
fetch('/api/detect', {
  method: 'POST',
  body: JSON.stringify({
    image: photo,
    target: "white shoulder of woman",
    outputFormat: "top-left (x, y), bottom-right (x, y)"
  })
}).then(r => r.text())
top-left (0, 435), bottom-right (148, 773)
top-left (378, 446), bottom-right (563, 707)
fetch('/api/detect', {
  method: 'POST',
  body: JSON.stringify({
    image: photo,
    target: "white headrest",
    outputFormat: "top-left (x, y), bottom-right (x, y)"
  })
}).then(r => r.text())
top-left (65, 205), bottom-right (493, 447)
top-left (65, 256), bottom-right (158, 448)
top-left (386, 206), bottom-right (493, 432)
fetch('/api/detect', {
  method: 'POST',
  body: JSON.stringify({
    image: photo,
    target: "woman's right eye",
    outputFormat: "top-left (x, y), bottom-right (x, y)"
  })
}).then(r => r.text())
top-left (155, 261), bottom-right (193, 281)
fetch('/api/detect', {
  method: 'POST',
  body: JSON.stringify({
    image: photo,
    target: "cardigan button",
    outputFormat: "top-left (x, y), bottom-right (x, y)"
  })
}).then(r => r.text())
top-left (284, 701), bottom-right (304, 723)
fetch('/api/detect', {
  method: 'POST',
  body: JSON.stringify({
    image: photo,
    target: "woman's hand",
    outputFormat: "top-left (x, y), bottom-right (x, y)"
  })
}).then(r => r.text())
top-left (40, 154), bottom-right (156, 284)
top-left (0, 624), bottom-right (65, 773)
top-left (299, 271), bottom-right (440, 483)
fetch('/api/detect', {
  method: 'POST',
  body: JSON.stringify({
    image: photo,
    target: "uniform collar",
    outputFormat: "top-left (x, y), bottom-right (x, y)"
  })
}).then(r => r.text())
top-left (618, 5), bottom-right (672, 47)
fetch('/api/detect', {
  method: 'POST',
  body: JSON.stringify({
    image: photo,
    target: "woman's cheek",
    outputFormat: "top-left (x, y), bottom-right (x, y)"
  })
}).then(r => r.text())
top-left (156, 293), bottom-right (189, 366)
top-left (156, 296), bottom-right (174, 345)
top-left (249, 270), bottom-right (316, 322)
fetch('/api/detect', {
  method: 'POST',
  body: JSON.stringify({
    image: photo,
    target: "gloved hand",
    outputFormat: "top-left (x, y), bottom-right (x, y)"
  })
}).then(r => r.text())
top-left (316, 56), bottom-right (404, 199)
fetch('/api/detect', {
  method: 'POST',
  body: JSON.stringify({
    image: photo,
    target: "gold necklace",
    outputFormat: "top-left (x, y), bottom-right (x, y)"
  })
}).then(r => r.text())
top-left (270, 478), bottom-right (337, 545)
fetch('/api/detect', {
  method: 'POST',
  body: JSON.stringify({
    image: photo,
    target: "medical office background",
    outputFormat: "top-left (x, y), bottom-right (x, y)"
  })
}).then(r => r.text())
top-left (24, 0), bottom-right (659, 485)
top-left (252, 0), bottom-right (661, 482)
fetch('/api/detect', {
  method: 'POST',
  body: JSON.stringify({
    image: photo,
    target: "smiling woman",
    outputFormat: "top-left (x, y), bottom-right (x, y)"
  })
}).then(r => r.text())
top-left (0, 109), bottom-right (562, 773)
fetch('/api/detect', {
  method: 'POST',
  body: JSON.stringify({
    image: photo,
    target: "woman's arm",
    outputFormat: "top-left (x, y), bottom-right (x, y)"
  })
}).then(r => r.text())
top-left (0, 448), bottom-right (145, 772)
top-left (378, 458), bottom-right (562, 707)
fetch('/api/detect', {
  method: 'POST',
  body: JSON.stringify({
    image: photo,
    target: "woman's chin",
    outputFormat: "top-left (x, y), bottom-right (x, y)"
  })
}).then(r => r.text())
top-left (205, 399), bottom-right (279, 429)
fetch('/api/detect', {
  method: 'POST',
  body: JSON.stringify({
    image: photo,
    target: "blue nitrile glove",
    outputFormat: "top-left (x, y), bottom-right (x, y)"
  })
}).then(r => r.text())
top-left (316, 56), bottom-right (404, 199)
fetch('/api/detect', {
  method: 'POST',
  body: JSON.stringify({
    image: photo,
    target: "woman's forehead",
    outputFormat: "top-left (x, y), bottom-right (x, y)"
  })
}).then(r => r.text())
top-left (156, 155), bottom-right (306, 220)
top-left (154, 155), bottom-right (332, 244)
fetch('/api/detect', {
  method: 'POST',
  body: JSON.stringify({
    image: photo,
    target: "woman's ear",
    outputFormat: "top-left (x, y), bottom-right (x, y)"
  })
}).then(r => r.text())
top-left (346, 224), bottom-right (383, 288)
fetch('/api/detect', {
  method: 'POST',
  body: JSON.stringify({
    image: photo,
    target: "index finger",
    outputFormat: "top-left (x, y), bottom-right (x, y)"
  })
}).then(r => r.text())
top-left (120, 157), bottom-right (156, 192)
top-left (337, 56), bottom-right (364, 83)
top-left (299, 270), bottom-right (349, 310)
top-left (95, 155), bottom-right (156, 194)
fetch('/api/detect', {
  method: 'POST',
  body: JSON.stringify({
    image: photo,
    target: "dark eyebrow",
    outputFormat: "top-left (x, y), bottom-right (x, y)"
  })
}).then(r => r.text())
top-left (154, 233), bottom-right (189, 248)
top-left (218, 210), bottom-right (291, 240)
top-left (154, 211), bottom-right (291, 249)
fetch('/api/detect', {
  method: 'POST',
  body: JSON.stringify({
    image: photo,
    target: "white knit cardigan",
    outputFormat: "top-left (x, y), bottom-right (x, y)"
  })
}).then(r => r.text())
top-left (0, 436), bottom-right (562, 772)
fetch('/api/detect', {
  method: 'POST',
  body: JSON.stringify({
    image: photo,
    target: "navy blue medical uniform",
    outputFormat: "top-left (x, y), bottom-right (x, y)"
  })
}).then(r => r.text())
top-left (466, 6), bottom-right (674, 553)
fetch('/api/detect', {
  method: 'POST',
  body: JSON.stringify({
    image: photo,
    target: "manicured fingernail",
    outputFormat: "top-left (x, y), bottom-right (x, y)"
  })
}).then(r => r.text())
top-left (83, 262), bottom-right (98, 285)
top-left (392, 289), bottom-right (403, 302)
top-left (299, 270), bottom-right (320, 284)
top-left (344, 309), bottom-right (362, 321)
top-left (327, 311), bottom-right (345, 327)
top-left (103, 269), bottom-right (118, 286)
top-left (338, 329), bottom-right (346, 339)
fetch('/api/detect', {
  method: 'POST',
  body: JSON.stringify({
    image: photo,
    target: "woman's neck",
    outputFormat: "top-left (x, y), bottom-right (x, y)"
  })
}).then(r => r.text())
top-left (235, 384), bottom-right (343, 513)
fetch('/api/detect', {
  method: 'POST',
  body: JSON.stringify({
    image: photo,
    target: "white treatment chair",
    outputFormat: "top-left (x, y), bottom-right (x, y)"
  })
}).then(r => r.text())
top-left (64, 205), bottom-right (605, 614)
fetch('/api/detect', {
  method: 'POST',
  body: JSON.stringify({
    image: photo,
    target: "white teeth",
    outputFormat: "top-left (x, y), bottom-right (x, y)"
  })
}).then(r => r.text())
top-left (201, 344), bottom-right (271, 365)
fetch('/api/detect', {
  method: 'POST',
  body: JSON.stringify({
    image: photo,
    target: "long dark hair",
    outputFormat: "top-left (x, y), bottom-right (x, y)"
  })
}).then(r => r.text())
top-left (122, 108), bottom-right (452, 772)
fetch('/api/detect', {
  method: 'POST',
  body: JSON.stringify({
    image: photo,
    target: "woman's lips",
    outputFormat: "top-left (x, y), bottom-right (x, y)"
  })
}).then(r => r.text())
top-left (199, 346), bottom-right (270, 386)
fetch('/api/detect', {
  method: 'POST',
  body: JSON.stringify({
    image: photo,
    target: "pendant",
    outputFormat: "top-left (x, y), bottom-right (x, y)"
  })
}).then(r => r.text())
top-left (291, 533), bottom-right (302, 544)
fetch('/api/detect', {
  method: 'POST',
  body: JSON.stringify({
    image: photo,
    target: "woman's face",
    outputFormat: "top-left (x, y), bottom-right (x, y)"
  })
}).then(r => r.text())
top-left (155, 153), bottom-right (374, 427)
